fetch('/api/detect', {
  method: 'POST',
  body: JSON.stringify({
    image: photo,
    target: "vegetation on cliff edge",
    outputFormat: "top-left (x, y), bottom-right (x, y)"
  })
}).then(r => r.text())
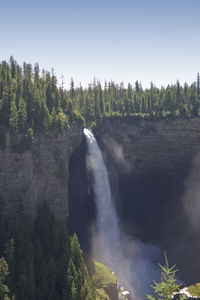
top-left (0, 57), bottom-right (200, 135)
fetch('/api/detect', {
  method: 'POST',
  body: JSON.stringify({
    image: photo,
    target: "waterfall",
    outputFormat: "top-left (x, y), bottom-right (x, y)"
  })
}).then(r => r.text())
top-left (84, 128), bottom-right (160, 300)
top-left (84, 128), bottom-right (132, 299)
top-left (83, 128), bottom-right (120, 258)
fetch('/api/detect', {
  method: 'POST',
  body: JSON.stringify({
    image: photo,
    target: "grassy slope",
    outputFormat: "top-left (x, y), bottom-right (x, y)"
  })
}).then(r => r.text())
top-left (92, 261), bottom-right (117, 300)
top-left (188, 283), bottom-right (200, 297)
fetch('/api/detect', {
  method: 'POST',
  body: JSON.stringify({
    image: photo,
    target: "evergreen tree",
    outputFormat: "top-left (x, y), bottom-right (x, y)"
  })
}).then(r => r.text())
top-left (0, 195), bottom-right (7, 256)
top-left (147, 253), bottom-right (186, 300)
top-left (68, 234), bottom-right (95, 300)
top-left (70, 78), bottom-right (75, 99)
top-left (9, 101), bottom-right (18, 129)
top-left (0, 257), bottom-right (10, 300)
top-left (197, 73), bottom-right (200, 98)
top-left (18, 97), bottom-right (27, 131)
top-left (4, 239), bottom-right (15, 291)
top-left (1, 57), bottom-right (200, 131)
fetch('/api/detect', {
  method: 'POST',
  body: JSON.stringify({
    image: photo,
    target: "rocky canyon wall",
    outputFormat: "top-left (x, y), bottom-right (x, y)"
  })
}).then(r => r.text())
top-left (93, 117), bottom-right (200, 283)
top-left (95, 117), bottom-right (200, 177)
top-left (2, 116), bottom-right (200, 283)
top-left (0, 122), bottom-right (83, 222)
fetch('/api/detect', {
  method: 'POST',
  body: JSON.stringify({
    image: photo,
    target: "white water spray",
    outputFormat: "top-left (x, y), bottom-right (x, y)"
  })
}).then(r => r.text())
top-left (84, 128), bottom-right (120, 255)
top-left (84, 128), bottom-right (133, 297)
top-left (84, 128), bottom-right (160, 299)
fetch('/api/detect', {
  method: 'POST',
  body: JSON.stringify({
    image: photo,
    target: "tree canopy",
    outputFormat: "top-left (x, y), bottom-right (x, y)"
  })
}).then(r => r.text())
top-left (0, 57), bottom-right (200, 134)
top-left (0, 198), bottom-right (95, 300)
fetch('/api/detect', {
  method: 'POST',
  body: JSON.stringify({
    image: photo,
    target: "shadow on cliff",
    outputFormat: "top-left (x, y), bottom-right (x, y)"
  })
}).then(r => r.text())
top-left (69, 128), bottom-right (200, 297)
top-left (68, 138), bottom-right (96, 251)
top-left (99, 135), bottom-right (200, 285)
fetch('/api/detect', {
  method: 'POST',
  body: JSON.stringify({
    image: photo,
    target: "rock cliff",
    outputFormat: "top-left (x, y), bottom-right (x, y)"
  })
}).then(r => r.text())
top-left (95, 117), bottom-right (200, 177)
top-left (93, 117), bottom-right (200, 283)
top-left (2, 116), bottom-right (200, 284)
top-left (0, 122), bottom-right (83, 221)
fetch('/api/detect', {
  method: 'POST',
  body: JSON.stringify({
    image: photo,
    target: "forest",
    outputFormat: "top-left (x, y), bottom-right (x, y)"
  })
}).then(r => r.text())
top-left (0, 57), bottom-right (200, 299)
top-left (0, 57), bottom-right (200, 136)
top-left (0, 198), bottom-right (96, 300)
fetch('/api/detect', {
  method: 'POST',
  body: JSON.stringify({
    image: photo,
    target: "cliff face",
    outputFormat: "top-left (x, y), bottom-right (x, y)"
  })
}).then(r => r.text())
top-left (2, 117), bottom-right (200, 284)
top-left (0, 122), bottom-right (83, 221)
top-left (92, 117), bottom-right (200, 283)
top-left (95, 117), bottom-right (200, 177)
top-left (69, 118), bottom-right (200, 247)
top-left (94, 118), bottom-right (200, 226)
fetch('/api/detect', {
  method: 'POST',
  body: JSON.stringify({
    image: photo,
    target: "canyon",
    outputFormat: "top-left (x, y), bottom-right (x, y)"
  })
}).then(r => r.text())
top-left (1, 117), bottom-right (200, 286)
top-left (70, 117), bottom-right (200, 285)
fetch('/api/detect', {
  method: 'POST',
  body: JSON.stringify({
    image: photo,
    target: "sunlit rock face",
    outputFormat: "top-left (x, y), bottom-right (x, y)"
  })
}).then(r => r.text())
top-left (0, 122), bottom-right (83, 222)
top-left (93, 117), bottom-right (200, 283)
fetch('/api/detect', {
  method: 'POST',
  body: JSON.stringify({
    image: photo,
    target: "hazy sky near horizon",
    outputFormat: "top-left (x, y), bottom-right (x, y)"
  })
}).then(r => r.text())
top-left (1, 0), bottom-right (200, 88)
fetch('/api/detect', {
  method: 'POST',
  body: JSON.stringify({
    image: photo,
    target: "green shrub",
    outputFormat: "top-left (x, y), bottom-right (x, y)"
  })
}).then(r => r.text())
top-left (146, 253), bottom-right (187, 300)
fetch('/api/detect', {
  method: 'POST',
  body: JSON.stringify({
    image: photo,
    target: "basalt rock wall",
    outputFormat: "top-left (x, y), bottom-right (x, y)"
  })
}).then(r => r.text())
top-left (93, 117), bottom-right (200, 282)
top-left (95, 117), bottom-right (200, 179)
top-left (0, 122), bottom-right (83, 222)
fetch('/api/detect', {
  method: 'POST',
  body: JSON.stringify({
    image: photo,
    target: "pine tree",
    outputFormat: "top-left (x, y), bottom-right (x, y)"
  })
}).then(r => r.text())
top-left (197, 73), bottom-right (200, 98)
top-left (5, 239), bottom-right (15, 293)
top-left (9, 56), bottom-right (16, 79)
top-left (135, 81), bottom-right (140, 93)
top-left (67, 259), bottom-right (78, 298)
top-left (41, 102), bottom-right (51, 128)
top-left (0, 257), bottom-right (10, 300)
top-left (18, 97), bottom-right (27, 131)
top-left (70, 78), bottom-right (75, 99)
top-left (1, 82), bottom-right (11, 125)
top-left (69, 234), bottom-right (95, 300)
top-left (9, 101), bottom-right (18, 129)
top-left (147, 253), bottom-right (187, 300)
top-left (0, 195), bottom-right (7, 256)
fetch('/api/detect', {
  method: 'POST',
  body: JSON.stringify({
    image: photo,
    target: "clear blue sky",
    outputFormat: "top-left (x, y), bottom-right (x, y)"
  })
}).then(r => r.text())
top-left (1, 0), bottom-right (200, 88)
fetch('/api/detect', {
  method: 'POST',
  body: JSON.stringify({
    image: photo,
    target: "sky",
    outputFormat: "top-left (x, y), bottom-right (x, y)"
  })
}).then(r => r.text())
top-left (0, 0), bottom-right (200, 89)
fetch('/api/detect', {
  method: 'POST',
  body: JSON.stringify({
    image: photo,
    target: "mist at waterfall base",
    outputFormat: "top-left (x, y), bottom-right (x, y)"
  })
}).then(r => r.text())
top-left (84, 128), bottom-right (161, 299)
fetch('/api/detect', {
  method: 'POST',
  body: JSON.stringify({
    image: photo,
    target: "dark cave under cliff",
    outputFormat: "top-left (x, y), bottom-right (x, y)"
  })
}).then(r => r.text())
top-left (69, 132), bottom-right (200, 285)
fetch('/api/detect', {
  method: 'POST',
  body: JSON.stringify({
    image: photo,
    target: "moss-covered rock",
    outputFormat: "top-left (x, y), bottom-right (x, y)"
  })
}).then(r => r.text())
top-left (96, 288), bottom-right (110, 300)
top-left (188, 283), bottom-right (200, 298)
top-left (92, 261), bottom-right (118, 300)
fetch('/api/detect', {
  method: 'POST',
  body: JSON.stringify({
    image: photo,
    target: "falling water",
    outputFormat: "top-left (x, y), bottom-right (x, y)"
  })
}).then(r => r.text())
top-left (83, 128), bottom-right (120, 256)
top-left (84, 128), bottom-right (160, 300)
top-left (84, 128), bottom-right (133, 299)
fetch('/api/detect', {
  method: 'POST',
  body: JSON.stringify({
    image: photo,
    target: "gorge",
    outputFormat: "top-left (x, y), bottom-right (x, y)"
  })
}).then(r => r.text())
top-left (1, 117), bottom-right (200, 298)
top-left (69, 117), bottom-right (200, 290)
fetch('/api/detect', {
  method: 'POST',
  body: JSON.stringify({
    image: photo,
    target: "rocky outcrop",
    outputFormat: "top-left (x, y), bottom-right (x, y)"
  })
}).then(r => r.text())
top-left (173, 287), bottom-right (199, 299)
top-left (92, 261), bottom-right (119, 300)
top-left (0, 122), bottom-right (83, 221)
